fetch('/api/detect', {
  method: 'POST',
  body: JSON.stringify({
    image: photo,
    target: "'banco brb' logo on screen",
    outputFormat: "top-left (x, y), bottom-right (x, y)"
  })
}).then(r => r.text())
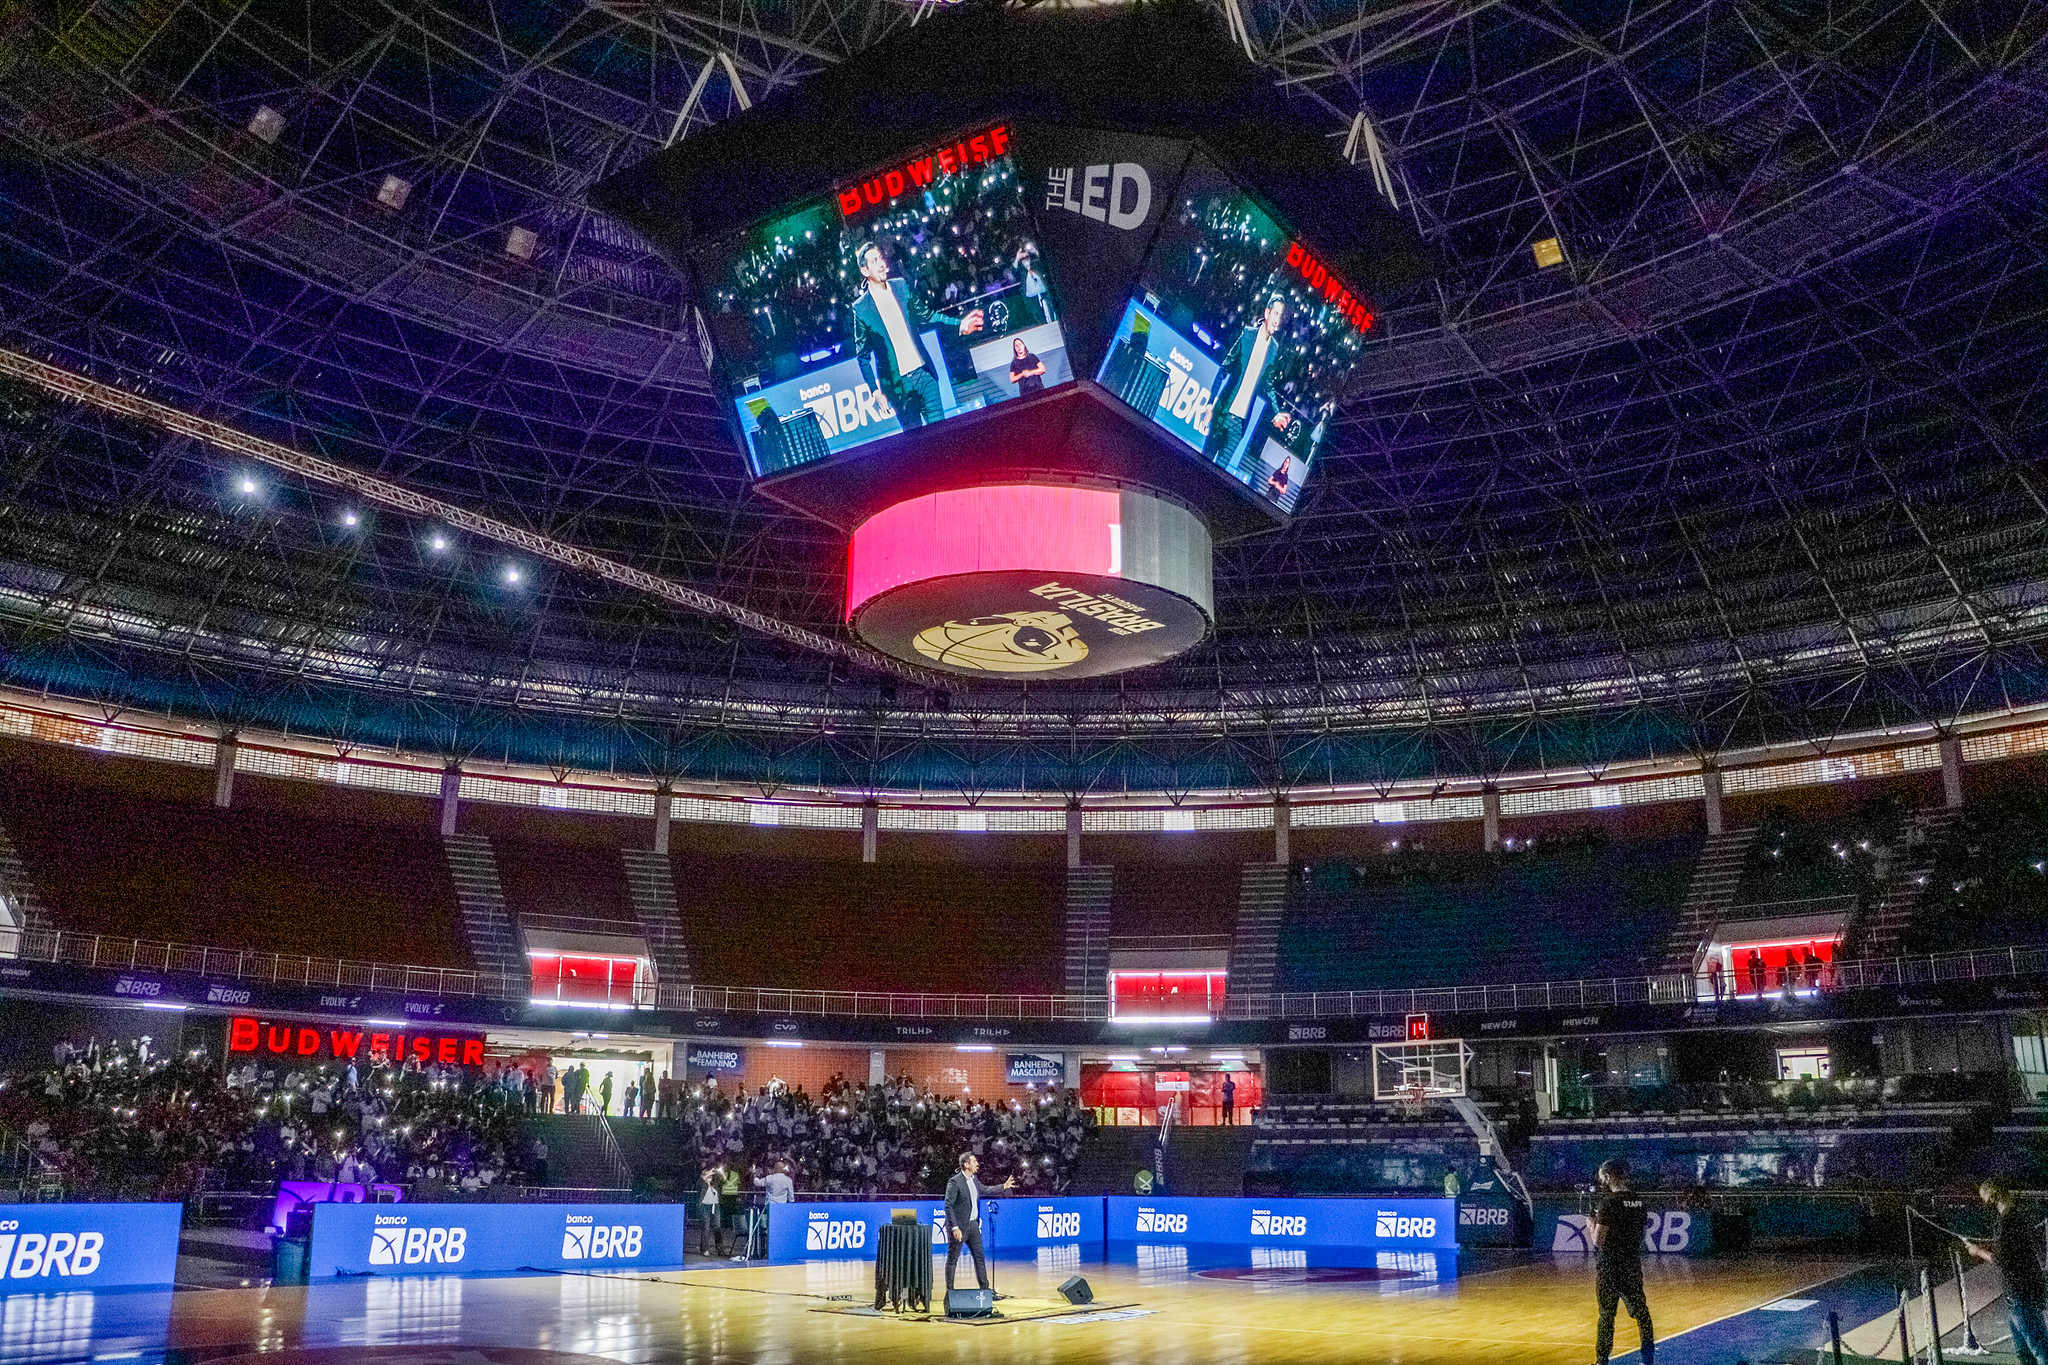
top-left (1375, 1211), bottom-right (1437, 1240)
top-left (561, 1216), bottom-right (643, 1261)
top-left (1036, 1208), bottom-right (1081, 1239)
top-left (1134, 1207), bottom-right (1187, 1235)
top-left (805, 1212), bottom-right (867, 1251)
top-left (368, 1215), bottom-right (467, 1266)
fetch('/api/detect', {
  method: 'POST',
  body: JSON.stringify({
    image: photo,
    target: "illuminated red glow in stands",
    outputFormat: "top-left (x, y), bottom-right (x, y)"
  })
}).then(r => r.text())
top-left (846, 484), bottom-right (1123, 618)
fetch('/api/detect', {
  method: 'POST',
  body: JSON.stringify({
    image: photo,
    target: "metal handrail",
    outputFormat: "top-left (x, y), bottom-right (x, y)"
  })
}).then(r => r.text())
top-left (2, 926), bottom-right (2043, 1024)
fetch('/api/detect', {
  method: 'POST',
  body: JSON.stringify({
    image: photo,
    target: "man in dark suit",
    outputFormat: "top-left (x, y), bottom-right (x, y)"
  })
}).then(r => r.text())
top-left (850, 241), bottom-right (985, 430)
top-left (1204, 294), bottom-right (1297, 472)
top-left (943, 1152), bottom-right (1013, 1293)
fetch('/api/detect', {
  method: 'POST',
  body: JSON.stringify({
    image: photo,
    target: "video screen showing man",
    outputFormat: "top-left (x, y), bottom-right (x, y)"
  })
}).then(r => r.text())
top-left (1101, 156), bottom-right (1369, 514)
top-left (1207, 294), bottom-right (1297, 472)
top-left (850, 239), bottom-right (985, 430)
top-left (693, 125), bottom-right (1075, 479)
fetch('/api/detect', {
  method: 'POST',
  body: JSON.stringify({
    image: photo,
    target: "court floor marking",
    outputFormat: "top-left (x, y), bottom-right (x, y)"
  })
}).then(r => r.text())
top-left (1604, 1260), bottom-right (1880, 1364)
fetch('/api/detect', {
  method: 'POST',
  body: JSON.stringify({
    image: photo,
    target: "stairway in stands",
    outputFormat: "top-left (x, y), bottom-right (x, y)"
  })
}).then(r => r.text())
top-left (1228, 863), bottom-right (1289, 1005)
top-left (1062, 866), bottom-right (1113, 1000)
top-left (621, 850), bottom-right (693, 990)
top-left (609, 1117), bottom-right (691, 1193)
top-left (0, 816), bottom-right (50, 934)
top-left (1849, 807), bottom-right (1961, 959)
top-left (1167, 1127), bottom-right (1257, 1196)
top-left (1066, 1124), bottom-right (1156, 1195)
top-left (442, 834), bottom-right (525, 987)
top-left (1654, 827), bottom-right (1759, 974)
top-left (529, 1115), bottom-right (632, 1191)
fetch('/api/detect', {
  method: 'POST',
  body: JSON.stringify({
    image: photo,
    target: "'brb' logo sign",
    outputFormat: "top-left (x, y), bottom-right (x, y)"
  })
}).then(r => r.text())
top-left (1250, 1210), bottom-right (1308, 1236)
top-left (1036, 1208), bottom-right (1081, 1239)
top-left (1551, 1211), bottom-right (1693, 1253)
top-left (1045, 164), bottom-right (1152, 229)
top-left (0, 1224), bottom-right (107, 1279)
top-left (1134, 1208), bottom-right (1187, 1235)
top-left (368, 1216), bottom-right (467, 1266)
top-left (805, 1212), bottom-right (867, 1251)
top-left (561, 1216), bottom-right (643, 1261)
top-left (1375, 1211), bottom-right (1438, 1240)
top-left (1460, 1206), bottom-right (1511, 1227)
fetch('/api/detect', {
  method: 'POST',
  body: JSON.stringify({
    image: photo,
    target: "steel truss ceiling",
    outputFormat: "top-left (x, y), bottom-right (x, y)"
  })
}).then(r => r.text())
top-left (0, 0), bottom-right (2042, 796)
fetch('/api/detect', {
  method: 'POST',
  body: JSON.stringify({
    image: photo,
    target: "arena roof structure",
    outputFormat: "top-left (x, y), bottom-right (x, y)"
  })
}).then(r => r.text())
top-left (0, 0), bottom-right (2043, 799)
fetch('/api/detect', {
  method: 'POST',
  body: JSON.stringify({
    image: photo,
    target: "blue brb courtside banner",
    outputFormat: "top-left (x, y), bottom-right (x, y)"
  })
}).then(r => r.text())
top-left (1106, 1196), bottom-right (1458, 1251)
top-left (309, 1202), bottom-right (690, 1277)
top-left (0, 1204), bottom-right (182, 1289)
top-left (766, 1197), bottom-right (1105, 1260)
top-left (1535, 1201), bottom-right (1712, 1257)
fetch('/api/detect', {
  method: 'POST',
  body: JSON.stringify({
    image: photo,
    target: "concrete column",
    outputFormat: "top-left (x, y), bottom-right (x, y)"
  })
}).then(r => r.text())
top-left (438, 762), bottom-right (462, 837)
top-left (1940, 734), bottom-right (1965, 808)
top-left (1064, 1052), bottom-right (1081, 1089)
top-left (652, 781), bottom-right (673, 855)
top-left (869, 1049), bottom-right (886, 1085)
top-left (861, 800), bottom-right (879, 864)
top-left (211, 730), bottom-right (238, 809)
top-left (1273, 795), bottom-right (1290, 865)
top-left (1065, 801), bottom-right (1083, 870)
top-left (1481, 787), bottom-right (1502, 852)
top-left (1702, 766), bottom-right (1725, 838)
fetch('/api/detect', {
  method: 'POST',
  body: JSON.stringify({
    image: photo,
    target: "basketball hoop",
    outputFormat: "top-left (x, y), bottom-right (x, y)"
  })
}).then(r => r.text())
top-left (1395, 1082), bottom-right (1431, 1117)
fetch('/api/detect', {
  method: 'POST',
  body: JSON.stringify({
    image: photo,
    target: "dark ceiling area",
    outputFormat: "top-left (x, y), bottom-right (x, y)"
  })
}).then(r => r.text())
top-left (0, 0), bottom-right (2041, 795)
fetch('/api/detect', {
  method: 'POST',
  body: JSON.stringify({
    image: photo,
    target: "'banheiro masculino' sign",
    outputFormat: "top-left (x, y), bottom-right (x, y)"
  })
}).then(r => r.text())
top-left (308, 1203), bottom-right (689, 1277)
top-left (0, 1205), bottom-right (182, 1288)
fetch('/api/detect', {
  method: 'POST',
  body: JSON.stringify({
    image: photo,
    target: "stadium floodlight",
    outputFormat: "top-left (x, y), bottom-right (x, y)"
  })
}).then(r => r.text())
top-left (236, 475), bottom-right (260, 495)
top-left (247, 105), bottom-right (285, 144)
top-left (503, 566), bottom-right (522, 584)
top-left (341, 510), bottom-right (360, 527)
top-left (429, 534), bottom-right (449, 552)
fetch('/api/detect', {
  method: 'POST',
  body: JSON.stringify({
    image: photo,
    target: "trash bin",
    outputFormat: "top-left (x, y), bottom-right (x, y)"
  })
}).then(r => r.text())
top-left (271, 1205), bottom-right (312, 1284)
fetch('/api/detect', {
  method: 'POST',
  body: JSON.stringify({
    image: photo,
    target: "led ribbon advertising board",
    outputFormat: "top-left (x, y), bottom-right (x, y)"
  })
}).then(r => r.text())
top-left (0, 1205), bottom-right (182, 1289)
top-left (766, 1198), bottom-right (1104, 1260)
top-left (308, 1203), bottom-right (691, 1278)
top-left (1105, 1196), bottom-right (1457, 1251)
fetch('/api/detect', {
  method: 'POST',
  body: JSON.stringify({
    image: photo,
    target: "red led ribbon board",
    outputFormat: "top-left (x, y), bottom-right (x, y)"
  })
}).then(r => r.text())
top-left (847, 484), bottom-right (1212, 678)
top-left (226, 1016), bottom-right (486, 1066)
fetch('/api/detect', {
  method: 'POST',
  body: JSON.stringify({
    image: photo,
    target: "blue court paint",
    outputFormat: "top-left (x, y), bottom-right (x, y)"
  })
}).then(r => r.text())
top-left (1609, 1262), bottom-right (1904, 1365)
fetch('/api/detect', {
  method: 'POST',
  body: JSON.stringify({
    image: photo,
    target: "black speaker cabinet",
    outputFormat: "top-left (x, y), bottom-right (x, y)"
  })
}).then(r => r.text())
top-left (945, 1287), bottom-right (997, 1318)
top-left (1057, 1275), bottom-right (1094, 1305)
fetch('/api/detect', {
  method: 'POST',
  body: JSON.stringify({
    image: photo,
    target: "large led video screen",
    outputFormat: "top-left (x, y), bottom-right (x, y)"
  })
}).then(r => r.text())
top-left (694, 124), bottom-right (1074, 479)
top-left (1096, 157), bottom-right (1373, 515)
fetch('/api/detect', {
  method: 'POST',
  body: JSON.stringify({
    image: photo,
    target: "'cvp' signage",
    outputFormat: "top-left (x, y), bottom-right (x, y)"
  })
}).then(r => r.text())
top-left (1106, 1197), bottom-right (1457, 1251)
top-left (308, 1203), bottom-right (688, 1278)
top-left (0, 1205), bottom-right (181, 1288)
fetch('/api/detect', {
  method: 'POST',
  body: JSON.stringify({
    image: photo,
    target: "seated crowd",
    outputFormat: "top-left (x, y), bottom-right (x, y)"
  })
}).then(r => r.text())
top-left (679, 1072), bottom-right (1091, 1197)
top-left (0, 1038), bottom-right (542, 1200)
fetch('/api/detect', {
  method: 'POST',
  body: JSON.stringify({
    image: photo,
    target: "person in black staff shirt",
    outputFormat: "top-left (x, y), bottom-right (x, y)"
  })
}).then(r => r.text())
top-left (1205, 295), bottom-right (1298, 473)
top-left (1966, 1178), bottom-right (2048, 1364)
top-left (1008, 337), bottom-right (1047, 396)
top-left (942, 1152), bottom-right (1014, 1294)
top-left (1591, 1158), bottom-right (1655, 1365)
top-left (850, 240), bottom-right (984, 431)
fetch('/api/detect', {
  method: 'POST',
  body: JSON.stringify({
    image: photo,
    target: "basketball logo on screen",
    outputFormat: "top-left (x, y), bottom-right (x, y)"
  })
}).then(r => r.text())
top-left (911, 611), bottom-right (1088, 673)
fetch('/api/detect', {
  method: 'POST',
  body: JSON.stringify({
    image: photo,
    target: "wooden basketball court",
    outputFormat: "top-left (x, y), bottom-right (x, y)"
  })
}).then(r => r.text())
top-left (151, 1249), bottom-right (1869, 1365)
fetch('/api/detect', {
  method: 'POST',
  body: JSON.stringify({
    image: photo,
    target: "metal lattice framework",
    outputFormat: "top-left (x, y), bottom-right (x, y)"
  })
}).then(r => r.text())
top-left (0, 0), bottom-right (2042, 797)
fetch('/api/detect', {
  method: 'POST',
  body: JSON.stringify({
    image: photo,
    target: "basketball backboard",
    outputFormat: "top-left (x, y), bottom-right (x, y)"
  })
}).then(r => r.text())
top-left (1371, 1038), bottom-right (1472, 1102)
